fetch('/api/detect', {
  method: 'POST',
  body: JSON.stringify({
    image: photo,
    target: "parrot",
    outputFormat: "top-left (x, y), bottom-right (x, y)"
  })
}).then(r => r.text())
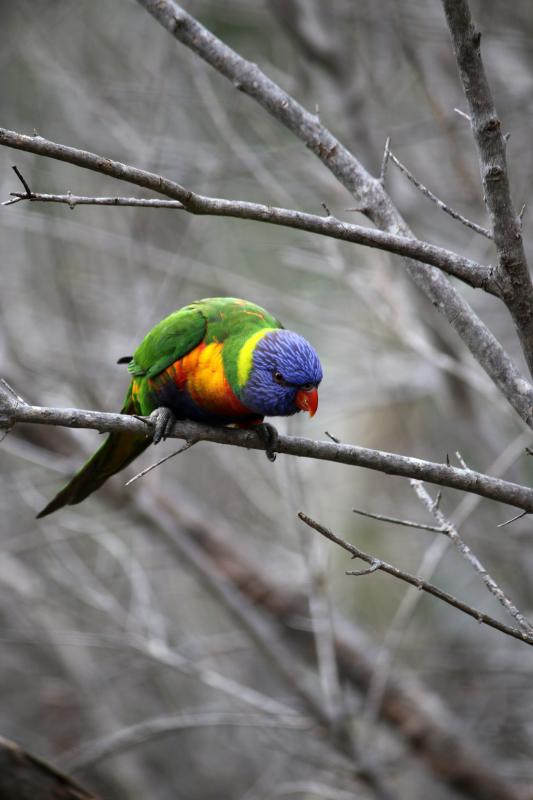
top-left (37, 297), bottom-right (323, 518)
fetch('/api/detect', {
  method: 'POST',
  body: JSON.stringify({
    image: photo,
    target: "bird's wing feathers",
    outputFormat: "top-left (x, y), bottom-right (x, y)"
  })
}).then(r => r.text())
top-left (127, 298), bottom-right (281, 381)
top-left (128, 304), bottom-right (207, 378)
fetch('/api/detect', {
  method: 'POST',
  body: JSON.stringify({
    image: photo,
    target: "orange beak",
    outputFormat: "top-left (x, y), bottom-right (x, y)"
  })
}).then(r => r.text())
top-left (295, 387), bottom-right (318, 417)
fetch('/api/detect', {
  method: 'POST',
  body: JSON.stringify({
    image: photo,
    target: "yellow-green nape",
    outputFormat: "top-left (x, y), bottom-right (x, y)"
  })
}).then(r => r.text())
top-left (237, 328), bottom-right (276, 388)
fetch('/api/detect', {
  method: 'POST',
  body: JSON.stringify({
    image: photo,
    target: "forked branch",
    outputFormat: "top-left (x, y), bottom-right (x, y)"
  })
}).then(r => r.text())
top-left (298, 512), bottom-right (533, 648)
top-left (0, 139), bottom-right (494, 292)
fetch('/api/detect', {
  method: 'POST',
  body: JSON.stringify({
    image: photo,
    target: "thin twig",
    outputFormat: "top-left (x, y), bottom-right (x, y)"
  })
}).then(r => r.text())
top-left (389, 151), bottom-right (492, 239)
top-left (3, 191), bottom-right (185, 209)
top-left (0, 378), bottom-right (27, 406)
top-left (410, 480), bottom-right (533, 636)
top-left (12, 164), bottom-right (32, 196)
top-left (125, 439), bottom-right (196, 486)
top-left (454, 107), bottom-right (471, 121)
top-left (497, 510), bottom-right (528, 528)
top-left (379, 136), bottom-right (391, 185)
top-left (352, 506), bottom-right (446, 533)
top-left (346, 560), bottom-right (382, 577)
top-left (455, 450), bottom-right (469, 470)
top-left (298, 512), bottom-right (533, 646)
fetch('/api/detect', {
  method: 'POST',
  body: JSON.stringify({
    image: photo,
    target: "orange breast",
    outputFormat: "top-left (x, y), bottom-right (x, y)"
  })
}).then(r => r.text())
top-left (163, 341), bottom-right (250, 416)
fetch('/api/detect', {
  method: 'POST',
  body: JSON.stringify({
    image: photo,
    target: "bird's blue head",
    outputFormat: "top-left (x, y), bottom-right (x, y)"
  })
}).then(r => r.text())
top-left (241, 329), bottom-right (323, 418)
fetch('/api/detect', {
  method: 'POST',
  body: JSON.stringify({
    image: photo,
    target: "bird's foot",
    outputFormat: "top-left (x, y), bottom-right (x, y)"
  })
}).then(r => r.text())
top-left (255, 422), bottom-right (279, 462)
top-left (149, 407), bottom-right (177, 444)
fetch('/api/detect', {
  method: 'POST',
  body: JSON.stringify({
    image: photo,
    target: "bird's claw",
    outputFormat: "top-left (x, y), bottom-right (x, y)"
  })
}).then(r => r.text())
top-left (256, 422), bottom-right (279, 462)
top-left (149, 407), bottom-right (177, 444)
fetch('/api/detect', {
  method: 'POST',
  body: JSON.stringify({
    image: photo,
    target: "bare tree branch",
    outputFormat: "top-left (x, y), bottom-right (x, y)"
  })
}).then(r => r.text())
top-left (3, 191), bottom-right (184, 209)
top-left (60, 710), bottom-right (312, 773)
top-left (442, 0), bottom-right (533, 374)
top-left (135, 0), bottom-right (533, 432)
top-left (3, 386), bottom-right (533, 512)
top-left (0, 737), bottom-right (99, 800)
top-left (0, 136), bottom-right (494, 292)
top-left (411, 480), bottom-right (533, 635)
top-left (297, 512), bottom-right (533, 648)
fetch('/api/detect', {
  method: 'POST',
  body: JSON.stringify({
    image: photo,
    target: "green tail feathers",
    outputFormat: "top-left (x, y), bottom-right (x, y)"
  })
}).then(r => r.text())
top-left (37, 420), bottom-right (150, 519)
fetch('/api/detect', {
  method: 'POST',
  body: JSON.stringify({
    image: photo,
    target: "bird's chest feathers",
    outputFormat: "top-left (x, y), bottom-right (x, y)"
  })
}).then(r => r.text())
top-left (153, 341), bottom-right (249, 416)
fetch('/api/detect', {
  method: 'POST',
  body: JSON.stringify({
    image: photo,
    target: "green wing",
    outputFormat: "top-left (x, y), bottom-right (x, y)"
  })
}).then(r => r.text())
top-left (128, 303), bottom-right (207, 378)
top-left (128, 298), bottom-right (282, 380)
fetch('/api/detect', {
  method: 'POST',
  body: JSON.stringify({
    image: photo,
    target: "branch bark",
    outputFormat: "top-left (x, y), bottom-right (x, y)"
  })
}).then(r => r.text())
top-left (0, 737), bottom-right (99, 800)
top-left (442, 0), bottom-right (533, 374)
top-left (3, 388), bottom-right (533, 513)
top-left (0, 130), bottom-right (494, 292)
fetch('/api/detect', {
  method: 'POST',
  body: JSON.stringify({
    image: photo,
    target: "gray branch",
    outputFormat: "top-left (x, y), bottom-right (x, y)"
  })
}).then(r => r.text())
top-left (61, 710), bottom-right (310, 773)
top-left (3, 191), bottom-right (183, 209)
top-left (0, 737), bottom-right (98, 800)
top-left (298, 513), bottom-right (533, 648)
top-left (134, 0), bottom-right (533, 433)
top-left (442, 0), bottom-right (533, 374)
top-left (0, 133), bottom-right (494, 292)
top-left (411, 480), bottom-right (533, 636)
top-left (2, 385), bottom-right (533, 512)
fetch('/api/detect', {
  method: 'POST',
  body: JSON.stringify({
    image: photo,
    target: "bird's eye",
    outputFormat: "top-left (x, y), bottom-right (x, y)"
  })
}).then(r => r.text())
top-left (273, 370), bottom-right (286, 385)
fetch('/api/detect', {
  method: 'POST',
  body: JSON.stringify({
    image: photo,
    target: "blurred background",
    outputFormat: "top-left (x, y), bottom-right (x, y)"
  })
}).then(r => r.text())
top-left (2, 1), bottom-right (533, 798)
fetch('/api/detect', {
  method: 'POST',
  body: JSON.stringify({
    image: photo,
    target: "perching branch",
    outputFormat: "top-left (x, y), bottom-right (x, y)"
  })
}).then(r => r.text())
top-left (442, 0), bottom-right (533, 374)
top-left (2, 384), bottom-right (533, 513)
top-left (298, 512), bottom-right (533, 648)
top-left (0, 138), bottom-right (494, 292)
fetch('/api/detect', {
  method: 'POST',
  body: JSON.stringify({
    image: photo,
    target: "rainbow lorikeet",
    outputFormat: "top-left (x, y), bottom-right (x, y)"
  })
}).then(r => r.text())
top-left (37, 297), bottom-right (322, 518)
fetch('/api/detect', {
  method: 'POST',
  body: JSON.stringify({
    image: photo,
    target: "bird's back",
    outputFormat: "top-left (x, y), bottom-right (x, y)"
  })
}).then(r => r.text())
top-left (131, 297), bottom-right (283, 423)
